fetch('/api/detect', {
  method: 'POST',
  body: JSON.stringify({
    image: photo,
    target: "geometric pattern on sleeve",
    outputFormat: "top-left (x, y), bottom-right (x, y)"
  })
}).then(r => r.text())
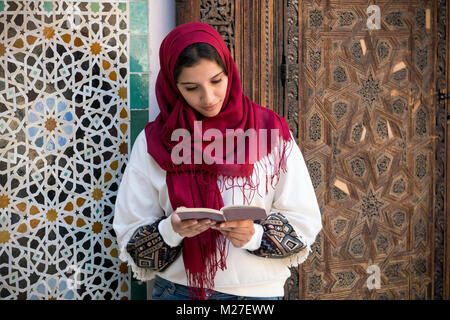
top-left (249, 212), bottom-right (306, 258)
top-left (126, 217), bottom-right (182, 271)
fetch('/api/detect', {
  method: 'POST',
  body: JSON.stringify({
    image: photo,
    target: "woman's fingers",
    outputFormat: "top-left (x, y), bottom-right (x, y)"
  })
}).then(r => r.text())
top-left (217, 219), bottom-right (254, 231)
top-left (172, 215), bottom-right (216, 237)
top-left (183, 219), bottom-right (214, 231)
top-left (217, 226), bottom-right (252, 234)
top-left (189, 222), bottom-right (213, 234)
top-left (210, 219), bottom-right (255, 247)
top-left (173, 213), bottom-right (255, 243)
top-left (214, 226), bottom-right (253, 247)
top-left (213, 219), bottom-right (254, 236)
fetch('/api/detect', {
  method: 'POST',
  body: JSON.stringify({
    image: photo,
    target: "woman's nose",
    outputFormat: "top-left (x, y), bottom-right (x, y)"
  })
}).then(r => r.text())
top-left (201, 87), bottom-right (216, 106)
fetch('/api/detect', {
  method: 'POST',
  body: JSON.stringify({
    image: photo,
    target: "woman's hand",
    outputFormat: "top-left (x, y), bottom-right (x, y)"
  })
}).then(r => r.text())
top-left (171, 212), bottom-right (216, 238)
top-left (212, 219), bottom-right (255, 248)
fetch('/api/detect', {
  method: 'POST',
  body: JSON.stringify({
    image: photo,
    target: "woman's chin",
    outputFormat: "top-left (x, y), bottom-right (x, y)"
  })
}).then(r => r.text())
top-left (200, 107), bottom-right (222, 117)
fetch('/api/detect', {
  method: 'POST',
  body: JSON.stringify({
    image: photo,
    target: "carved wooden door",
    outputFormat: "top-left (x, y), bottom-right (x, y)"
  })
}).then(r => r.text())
top-left (295, 0), bottom-right (447, 299)
top-left (175, 0), bottom-right (449, 299)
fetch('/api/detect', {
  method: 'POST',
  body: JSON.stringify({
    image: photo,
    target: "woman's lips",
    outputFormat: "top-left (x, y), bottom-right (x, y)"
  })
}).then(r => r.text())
top-left (203, 102), bottom-right (219, 110)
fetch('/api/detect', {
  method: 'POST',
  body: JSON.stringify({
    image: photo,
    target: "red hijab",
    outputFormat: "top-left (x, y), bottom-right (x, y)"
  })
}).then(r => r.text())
top-left (144, 22), bottom-right (293, 299)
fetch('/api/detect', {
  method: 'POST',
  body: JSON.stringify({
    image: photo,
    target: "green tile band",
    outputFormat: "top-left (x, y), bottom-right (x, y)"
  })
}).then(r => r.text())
top-left (130, 109), bottom-right (149, 149)
top-left (130, 35), bottom-right (149, 72)
top-left (131, 279), bottom-right (148, 300)
top-left (129, 1), bottom-right (148, 35)
top-left (130, 73), bottom-right (149, 110)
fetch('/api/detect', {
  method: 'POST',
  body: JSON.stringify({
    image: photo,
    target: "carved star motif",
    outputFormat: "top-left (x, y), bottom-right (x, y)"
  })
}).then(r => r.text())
top-left (357, 72), bottom-right (381, 107)
top-left (359, 188), bottom-right (385, 221)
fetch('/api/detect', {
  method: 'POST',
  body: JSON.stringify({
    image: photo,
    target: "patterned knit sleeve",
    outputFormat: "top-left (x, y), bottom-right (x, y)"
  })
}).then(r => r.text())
top-left (126, 217), bottom-right (182, 271)
top-left (249, 212), bottom-right (306, 258)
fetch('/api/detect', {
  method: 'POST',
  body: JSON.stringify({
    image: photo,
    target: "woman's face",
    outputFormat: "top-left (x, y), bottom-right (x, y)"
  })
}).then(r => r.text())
top-left (176, 58), bottom-right (228, 118)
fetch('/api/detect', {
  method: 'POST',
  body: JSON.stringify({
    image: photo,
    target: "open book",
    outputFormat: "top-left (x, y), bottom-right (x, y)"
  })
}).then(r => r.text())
top-left (174, 205), bottom-right (267, 223)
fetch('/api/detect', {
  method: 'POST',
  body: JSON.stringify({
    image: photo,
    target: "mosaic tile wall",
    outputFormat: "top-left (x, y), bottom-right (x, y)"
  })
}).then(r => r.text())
top-left (0, 0), bottom-right (150, 300)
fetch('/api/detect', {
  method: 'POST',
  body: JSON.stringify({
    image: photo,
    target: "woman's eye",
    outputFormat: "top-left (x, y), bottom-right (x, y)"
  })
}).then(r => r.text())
top-left (185, 79), bottom-right (222, 91)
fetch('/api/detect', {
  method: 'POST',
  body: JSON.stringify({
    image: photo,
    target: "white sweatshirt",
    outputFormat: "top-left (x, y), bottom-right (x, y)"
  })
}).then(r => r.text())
top-left (113, 129), bottom-right (322, 297)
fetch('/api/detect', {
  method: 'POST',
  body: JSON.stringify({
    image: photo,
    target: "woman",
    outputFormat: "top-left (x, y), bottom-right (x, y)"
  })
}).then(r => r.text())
top-left (113, 22), bottom-right (322, 300)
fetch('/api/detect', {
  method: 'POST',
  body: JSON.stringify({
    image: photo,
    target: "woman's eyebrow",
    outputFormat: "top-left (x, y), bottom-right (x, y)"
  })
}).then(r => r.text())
top-left (179, 71), bottom-right (224, 85)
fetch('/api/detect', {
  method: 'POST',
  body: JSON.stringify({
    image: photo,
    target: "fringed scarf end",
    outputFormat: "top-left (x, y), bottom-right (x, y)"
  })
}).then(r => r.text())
top-left (185, 230), bottom-right (229, 300)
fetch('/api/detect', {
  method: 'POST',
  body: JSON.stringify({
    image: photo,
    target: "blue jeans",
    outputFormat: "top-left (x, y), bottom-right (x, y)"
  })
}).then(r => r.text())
top-left (152, 275), bottom-right (283, 300)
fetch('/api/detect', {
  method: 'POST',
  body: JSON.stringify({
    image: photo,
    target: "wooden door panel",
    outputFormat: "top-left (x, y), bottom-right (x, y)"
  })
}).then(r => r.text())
top-left (298, 0), bottom-right (436, 299)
